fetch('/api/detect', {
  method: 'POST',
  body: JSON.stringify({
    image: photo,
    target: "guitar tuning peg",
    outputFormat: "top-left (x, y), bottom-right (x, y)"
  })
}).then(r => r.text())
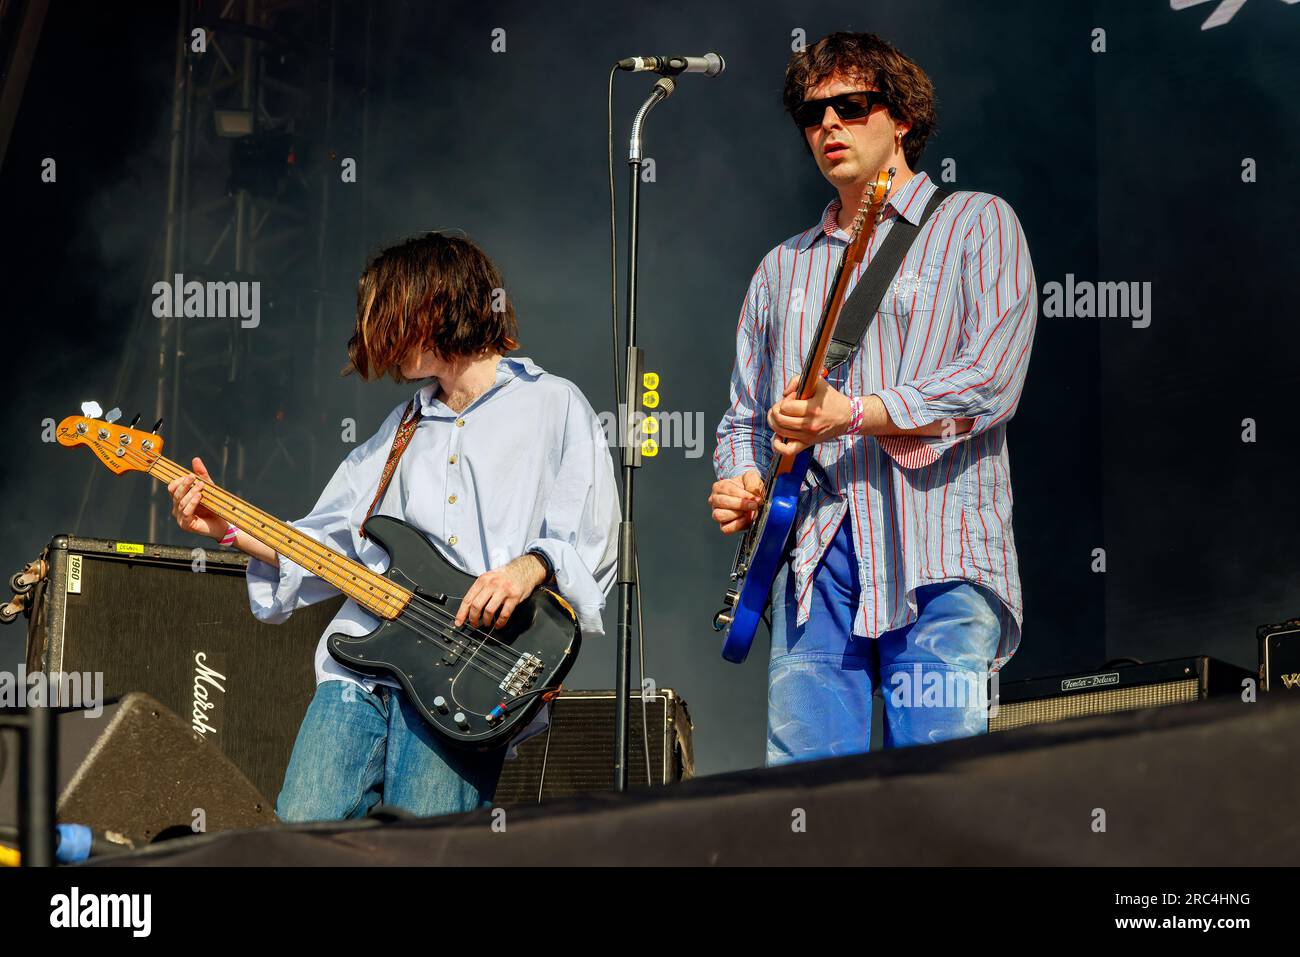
top-left (129, 413), bottom-right (141, 428)
top-left (105, 407), bottom-right (122, 424)
top-left (80, 401), bottom-right (103, 419)
top-left (151, 417), bottom-right (164, 434)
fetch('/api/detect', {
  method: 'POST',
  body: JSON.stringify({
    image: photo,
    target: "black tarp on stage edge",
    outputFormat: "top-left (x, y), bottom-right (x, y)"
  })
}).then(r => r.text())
top-left (85, 695), bottom-right (1300, 866)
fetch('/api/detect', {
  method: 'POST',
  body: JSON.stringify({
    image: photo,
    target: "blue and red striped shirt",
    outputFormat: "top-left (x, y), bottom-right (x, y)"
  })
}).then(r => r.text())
top-left (713, 170), bottom-right (1037, 671)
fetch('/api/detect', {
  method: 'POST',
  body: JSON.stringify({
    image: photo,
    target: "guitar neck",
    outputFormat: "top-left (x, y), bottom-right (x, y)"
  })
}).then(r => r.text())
top-left (796, 245), bottom-right (857, 396)
top-left (146, 455), bottom-right (410, 620)
top-left (772, 172), bottom-right (892, 477)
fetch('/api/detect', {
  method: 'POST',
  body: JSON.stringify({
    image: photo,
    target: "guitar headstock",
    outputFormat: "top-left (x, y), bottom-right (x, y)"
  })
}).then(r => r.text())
top-left (847, 167), bottom-right (896, 243)
top-left (56, 402), bottom-right (164, 476)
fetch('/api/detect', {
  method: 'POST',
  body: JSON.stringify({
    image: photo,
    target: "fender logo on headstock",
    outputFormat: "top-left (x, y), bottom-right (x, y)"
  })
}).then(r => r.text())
top-left (58, 424), bottom-right (122, 472)
top-left (55, 416), bottom-right (163, 476)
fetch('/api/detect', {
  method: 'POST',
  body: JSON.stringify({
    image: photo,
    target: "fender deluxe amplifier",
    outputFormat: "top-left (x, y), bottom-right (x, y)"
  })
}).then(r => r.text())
top-left (989, 656), bottom-right (1254, 733)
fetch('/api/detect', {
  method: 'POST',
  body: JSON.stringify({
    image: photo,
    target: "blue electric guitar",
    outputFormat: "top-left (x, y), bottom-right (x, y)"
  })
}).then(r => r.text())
top-left (712, 168), bottom-right (894, 663)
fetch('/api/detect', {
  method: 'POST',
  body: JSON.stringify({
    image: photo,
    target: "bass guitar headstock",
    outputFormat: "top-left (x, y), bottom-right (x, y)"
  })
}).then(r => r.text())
top-left (55, 401), bottom-right (164, 476)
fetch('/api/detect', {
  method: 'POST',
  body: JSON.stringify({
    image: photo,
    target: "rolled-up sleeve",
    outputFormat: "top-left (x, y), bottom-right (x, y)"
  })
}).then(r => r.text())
top-left (873, 196), bottom-right (1036, 468)
top-left (246, 453), bottom-right (361, 624)
top-left (713, 264), bottom-right (774, 481)
top-left (524, 390), bottom-right (620, 637)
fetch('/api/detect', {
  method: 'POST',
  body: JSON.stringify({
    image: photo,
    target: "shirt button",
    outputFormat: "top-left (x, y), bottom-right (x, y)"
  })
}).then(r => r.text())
top-left (448, 494), bottom-right (457, 504)
top-left (448, 535), bottom-right (458, 546)
top-left (448, 454), bottom-right (457, 464)
top-left (455, 418), bottom-right (465, 428)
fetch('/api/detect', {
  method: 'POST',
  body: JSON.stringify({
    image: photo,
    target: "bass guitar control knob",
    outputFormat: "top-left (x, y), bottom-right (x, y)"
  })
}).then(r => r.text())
top-left (433, 696), bottom-right (449, 714)
top-left (453, 712), bottom-right (469, 730)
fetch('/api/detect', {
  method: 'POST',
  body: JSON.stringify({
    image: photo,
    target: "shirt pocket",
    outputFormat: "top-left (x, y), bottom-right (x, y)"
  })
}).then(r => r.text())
top-left (878, 260), bottom-right (941, 321)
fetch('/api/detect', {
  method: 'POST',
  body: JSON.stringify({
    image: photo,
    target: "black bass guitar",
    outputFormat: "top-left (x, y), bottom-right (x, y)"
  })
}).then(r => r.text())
top-left (56, 408), bottom-right (580, 749)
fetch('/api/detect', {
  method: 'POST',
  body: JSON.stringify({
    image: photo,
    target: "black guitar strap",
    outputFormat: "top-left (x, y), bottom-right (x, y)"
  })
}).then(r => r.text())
top-left (824, 186), bottom-right (949, 371)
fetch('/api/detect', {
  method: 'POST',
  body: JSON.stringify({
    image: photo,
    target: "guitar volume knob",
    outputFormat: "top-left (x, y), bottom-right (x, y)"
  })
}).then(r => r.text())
top-left (433, 696), bottom-right (449, 714)
top-left (453, 712), bottom-right (469, 730)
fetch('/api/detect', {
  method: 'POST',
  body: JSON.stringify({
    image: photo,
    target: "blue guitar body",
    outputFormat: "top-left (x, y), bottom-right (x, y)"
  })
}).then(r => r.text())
top-left (718, 449), bottom-right (810, 663)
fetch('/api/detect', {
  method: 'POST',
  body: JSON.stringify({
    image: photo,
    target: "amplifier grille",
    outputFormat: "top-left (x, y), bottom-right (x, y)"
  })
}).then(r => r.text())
top-left (990, 677), bottom-right (1201, 732)
top-left (494, 692), bottom-right (691, 804)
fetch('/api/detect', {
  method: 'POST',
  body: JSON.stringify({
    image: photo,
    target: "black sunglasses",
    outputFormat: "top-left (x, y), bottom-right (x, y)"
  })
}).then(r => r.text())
top-left (792, 91), bottom-right (890, 129)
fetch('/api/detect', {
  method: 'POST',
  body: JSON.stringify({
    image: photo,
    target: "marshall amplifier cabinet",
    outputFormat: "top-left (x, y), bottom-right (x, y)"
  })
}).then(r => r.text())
top-left (1258, 618), bottom-right (1300, 692)
top-left (989, 656), bottom-right (1254, 733)
top-left (494, 689), bottom-right (694, 804)
top-left (22, 533), bottom-right (344, 801)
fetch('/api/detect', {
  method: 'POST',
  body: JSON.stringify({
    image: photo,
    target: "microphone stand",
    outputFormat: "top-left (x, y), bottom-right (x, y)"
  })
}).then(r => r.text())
top-left (614, 76), bottom-right (674, 792)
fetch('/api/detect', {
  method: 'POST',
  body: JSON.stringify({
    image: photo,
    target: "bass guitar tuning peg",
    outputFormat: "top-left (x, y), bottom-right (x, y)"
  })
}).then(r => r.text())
top-left (151, 417), bottom-right (164, 434)
top-left (105, 407), bottom-right (122, 424)
top-left (129, 413), bottom-right (141, 428)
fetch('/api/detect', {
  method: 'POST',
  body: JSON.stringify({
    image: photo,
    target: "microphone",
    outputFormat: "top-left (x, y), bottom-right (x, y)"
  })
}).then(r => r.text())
top-left (617, 53), bottom-right (725, 77)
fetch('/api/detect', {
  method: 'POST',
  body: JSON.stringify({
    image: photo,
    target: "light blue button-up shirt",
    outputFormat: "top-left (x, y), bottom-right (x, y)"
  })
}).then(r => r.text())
top-left (246, 355), bottom-right (621, 695)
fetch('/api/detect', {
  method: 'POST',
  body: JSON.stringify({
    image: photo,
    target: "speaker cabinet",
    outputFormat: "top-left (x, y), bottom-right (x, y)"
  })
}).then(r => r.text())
top-left (494, 690), bottom-right (693, 804)
top-left (1258, 619), bottom-right (1300, 692)
top-left (24, 533), bottom-right (344, 801)
top-left (989, 656), bottom-right (1253, 733)
top-left (0, 692), bottom-right (271, 847)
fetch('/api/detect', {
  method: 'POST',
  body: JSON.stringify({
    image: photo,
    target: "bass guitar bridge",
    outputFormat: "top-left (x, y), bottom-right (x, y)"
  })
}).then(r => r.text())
top-left (500, 653), bottom-right (543, 695)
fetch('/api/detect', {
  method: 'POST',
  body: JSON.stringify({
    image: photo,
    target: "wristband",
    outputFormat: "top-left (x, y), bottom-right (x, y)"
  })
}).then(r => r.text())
top-left (847, 395), bottom-right (865, 436)
top-left (219, 524), bottom-right (238, 547)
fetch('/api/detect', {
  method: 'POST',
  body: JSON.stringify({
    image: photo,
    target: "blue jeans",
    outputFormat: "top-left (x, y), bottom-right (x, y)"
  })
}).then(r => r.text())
top-left (276, 680), bottom-right (505, 821)
top-left (767, 517), bottom-right (1007, 766)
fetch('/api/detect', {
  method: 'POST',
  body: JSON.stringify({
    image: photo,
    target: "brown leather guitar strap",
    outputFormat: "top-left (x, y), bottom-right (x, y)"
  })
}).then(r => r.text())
top-left (359, 398), bottom-right (423, 538)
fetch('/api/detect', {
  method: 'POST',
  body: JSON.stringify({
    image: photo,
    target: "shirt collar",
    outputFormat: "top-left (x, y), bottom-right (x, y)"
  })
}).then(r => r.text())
top-left (415, 354), bottom-right (544, 417)
top-left (797, 170), bottom-right (935, 251)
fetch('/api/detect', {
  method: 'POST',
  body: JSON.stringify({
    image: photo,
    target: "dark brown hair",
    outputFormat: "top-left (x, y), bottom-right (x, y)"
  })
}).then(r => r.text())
top-left (344, 231), bottom-right (519, 381)
top-left (782, 31), bottom-right (937, 168)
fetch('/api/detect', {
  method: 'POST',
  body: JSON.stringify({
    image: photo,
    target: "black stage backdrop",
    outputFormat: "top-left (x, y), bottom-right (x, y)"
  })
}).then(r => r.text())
top-left (1, 0), bottom-right (1295, 775)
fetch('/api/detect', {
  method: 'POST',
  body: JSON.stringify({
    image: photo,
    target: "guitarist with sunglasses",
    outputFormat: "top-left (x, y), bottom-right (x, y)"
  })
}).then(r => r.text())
top-left (709, 32), bottom-right (1037, 765)
top-left (167, 232), bottom-right (620, 820)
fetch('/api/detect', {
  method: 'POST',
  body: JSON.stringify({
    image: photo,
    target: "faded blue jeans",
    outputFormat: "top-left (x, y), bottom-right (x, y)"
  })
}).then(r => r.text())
top-left (767, 517), bottom-right (1008, 766)
top-left (276, 680), bottom-right (505, 821)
